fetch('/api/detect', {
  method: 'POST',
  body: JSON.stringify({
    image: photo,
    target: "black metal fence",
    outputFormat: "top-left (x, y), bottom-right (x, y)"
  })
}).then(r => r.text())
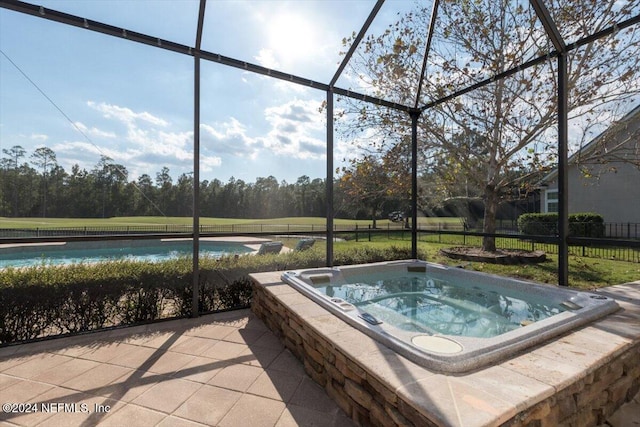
top-left (1, 222), bottom-right (639, 263)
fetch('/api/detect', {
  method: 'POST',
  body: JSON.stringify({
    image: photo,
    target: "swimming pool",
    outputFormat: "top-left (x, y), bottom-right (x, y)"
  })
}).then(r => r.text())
top-left (0, 239), bottom-right (254, 268)
top-left (281, 260), bottom-right (619, 372)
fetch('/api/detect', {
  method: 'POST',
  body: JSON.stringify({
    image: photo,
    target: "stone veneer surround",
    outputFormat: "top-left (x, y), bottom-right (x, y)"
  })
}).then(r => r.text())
top-left (251, 271), bottom-right (640, 426)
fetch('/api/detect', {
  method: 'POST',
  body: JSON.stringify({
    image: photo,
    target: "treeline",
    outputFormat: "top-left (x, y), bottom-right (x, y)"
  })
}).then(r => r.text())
top-left (0, 147), bottom-right (337, 219)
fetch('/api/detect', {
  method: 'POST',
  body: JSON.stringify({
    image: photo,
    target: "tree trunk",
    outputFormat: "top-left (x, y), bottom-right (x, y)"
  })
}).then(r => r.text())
top-left (482, 184), bottom-right (498, 252)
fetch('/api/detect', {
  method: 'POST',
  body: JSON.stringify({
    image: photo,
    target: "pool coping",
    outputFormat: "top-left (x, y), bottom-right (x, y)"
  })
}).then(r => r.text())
top-left (250, 270), bottom-right (640, 426)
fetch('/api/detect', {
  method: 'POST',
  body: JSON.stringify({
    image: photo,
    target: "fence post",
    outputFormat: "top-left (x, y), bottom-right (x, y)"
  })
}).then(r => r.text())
top-left (368, 225), bottom-right (371, 242)
top-left (355, 224), bottom-right (358, 242)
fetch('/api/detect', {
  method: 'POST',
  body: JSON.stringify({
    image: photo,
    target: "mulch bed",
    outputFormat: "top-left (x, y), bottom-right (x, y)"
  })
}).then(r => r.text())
top-left (439, 246), bottom-right (546, 264)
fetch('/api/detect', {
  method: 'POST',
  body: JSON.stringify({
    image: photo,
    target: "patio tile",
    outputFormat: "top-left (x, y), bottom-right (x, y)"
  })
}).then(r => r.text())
top-left (5, 353), bottom-right (74, 380)
top-left (78, 342), bottom-right (137, 363)
top-left (276, 403), bottom-right (355, 427)
top-left (139, 330), bottom-right (188, 350)
top-left (146, 350), bottom-right (195, 375)
top-left (156, 415), bottom-right (209, 427)
top-left (237, 345), bottom-right (283, 369)
top-left (172, 356), bottom-right (229, 384)
top-left (131, 378), bottom-right (202, 414)
top-left (247, 368), bottom-right (304, 402)
top-left (0, 373), bottom-right (20, 391)
top-left (201, 340), bottom-right (248, 361)
top-left (251, 330), bottom-right (287, 351)
top-left (166, 336), bottom-right (217, 356)
top-left (185, 324), bottom-right (237, 340)
top-left (93, 370), bottom-right (160, 403)
top-left (61, 364), bottom-right (134, 394)
top-left (289, 377), bottom-right (341, 415)
top-left (218, 394), bottom-right (286, 427)
top-left (35, 393), bottom-right (120, 427)
top-left (32, 357), bottom-right (100, 385)
top-left (0, 379), bottom-right (53, 403)
top-left (208, 363), bottom-right (263, 392)
top-left (268, 349), bottom-right (306, 377)
top-left (96, 402), bottom-right (167, 427)
top-left (173, 384), bottom-right (242, 425)
top-left (221, 327), bottom-right (266, 345)
top-left (104, 345), bottom-right (161, 370)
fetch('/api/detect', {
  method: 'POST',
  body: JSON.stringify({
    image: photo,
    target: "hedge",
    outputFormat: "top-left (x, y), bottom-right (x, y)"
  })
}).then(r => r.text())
top-left (0, 245), bottom-right (419, 345)
top-left (518, 212), bottom-right (605, 238)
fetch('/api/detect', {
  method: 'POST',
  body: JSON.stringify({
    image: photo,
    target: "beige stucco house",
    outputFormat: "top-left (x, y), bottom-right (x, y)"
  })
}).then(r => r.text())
top-left (538, 104), bottom-right (640, 237)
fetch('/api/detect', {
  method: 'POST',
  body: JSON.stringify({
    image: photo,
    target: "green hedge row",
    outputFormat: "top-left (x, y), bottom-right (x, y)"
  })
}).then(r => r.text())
top-left (0, 245), bottom-right (418, 345)
top-left (518, 212), bottom-right (605, 237)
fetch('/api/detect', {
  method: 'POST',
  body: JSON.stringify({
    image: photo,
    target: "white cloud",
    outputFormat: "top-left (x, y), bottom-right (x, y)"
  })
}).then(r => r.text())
top-left (88, 101), bottom-right (169, 127)
top-left (255, 48), bottom-right (280, 69)
top-left (73, 122), bottom-right (116, 139)
top-left (262, 99), bottom-right (326, 159)
top-left (30, 133), bottom-right (49, 142)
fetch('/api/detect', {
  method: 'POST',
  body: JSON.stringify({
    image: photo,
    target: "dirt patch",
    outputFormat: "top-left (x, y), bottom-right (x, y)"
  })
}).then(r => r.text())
top-left (440, 246), bottom-right (546, 264)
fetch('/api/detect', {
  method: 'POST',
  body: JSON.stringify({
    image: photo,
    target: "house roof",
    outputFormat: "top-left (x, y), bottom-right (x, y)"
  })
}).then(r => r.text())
top-left (539, 103), bottom-right (640, 185)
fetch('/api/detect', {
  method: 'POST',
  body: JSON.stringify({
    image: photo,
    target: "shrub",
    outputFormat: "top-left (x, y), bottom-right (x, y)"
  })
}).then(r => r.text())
top-left (0, 244), bottom-right (421, 345)
top-left (518, 212), bottom-right (605, 237)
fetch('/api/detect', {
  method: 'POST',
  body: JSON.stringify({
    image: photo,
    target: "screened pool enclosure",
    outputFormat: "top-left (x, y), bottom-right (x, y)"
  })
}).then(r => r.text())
top-left (1, 0), bottom-right (639, 318)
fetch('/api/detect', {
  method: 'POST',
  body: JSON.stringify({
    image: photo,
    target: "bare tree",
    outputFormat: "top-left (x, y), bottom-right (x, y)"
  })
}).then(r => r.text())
top-left (339, 0), bottom-right (640, 251)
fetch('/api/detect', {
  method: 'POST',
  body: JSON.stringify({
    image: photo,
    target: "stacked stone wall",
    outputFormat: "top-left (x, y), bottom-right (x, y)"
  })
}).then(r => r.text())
top-left (252, 280), bottom-right (640, 427)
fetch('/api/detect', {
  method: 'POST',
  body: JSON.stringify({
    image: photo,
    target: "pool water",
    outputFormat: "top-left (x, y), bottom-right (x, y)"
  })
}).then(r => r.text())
top-left (317, 272), bottom-right (564, 338)
top-left (0, 240), bottom-right (254, 268)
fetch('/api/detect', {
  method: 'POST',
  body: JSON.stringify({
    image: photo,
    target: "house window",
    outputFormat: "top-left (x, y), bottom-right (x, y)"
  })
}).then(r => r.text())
top-left (546, 190), bottom-right (558, 213)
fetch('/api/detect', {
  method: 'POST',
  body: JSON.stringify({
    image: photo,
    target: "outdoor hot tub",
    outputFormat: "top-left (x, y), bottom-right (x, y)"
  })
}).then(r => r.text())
top-left (280, 259), bottom-right (619, 373)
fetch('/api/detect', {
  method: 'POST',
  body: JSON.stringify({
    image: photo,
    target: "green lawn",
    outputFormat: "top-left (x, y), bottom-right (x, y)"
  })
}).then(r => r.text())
top-left (0, 216), bottom-right (463, 229)
top-left (286, 238), bottom-right (639, 291)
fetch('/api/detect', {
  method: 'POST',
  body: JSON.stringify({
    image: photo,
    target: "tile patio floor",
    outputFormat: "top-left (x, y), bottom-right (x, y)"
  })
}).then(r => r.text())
top-left (1, 301), bottom-right (638, 427)
top-left (0, 310), bottom-right (353, 427)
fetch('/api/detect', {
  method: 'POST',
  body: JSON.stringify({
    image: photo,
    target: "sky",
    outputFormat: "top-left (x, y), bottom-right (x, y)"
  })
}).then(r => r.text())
top-left (0, 0), bottom-right (418, 184)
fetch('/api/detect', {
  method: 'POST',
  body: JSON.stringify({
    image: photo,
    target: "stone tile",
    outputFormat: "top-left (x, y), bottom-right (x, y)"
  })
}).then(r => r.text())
top-left (61, 364), bottom-right (134, 394)
top-left (247, 369), bottom-right (305, 402)
top-left (37, 393), bottom-right (120, 427)
top-left (5, 353), bottom-right (74, 379)
top-left (455, 365), bottom-right (554, 412)
top-left (103, 345), bottom-right (162, 370)
top-left (252, 331), bottom-right (287, 351)
top-left (173, 384), bottom-right (242, 425)
top-left (132, 378), bottom-right (202, 414)
top-left (218, 394), bottom-right (286, 427)
top-left (237, 345), bottom-right (282, 369)
top-left (97, 403), bottom-right (167, 427)
top-left (358, 346), bottom-right (437, 390)
top-left (278, 292), bottom-right (316, 306)
top-left (0, 379), bottom-right (53, 403)
top-left (501, 350), bottom-right (585, 391)
top-left (0, 373), bottom-right (20, 391)
top-left (289, 377), bottom-right (340, 415)
top-left (78, 342), bottom-right (137, 363)
top-left (32, 357), bottom-right (100, 385)
top-left (201, 340), bottom-right (248, 361)
top-left (208, 363), bottom-right (263, 392)
top-left (139, 330), bottom-right (187, 350)
top-left (172, 356), bottom-right (229, 384)
top-left (222, 327), bottom-right (266, 345)
top-left (94, 370), bottom-right (160, 403)
top-left (185, 324), bottom-right (237, 340)
top-left (557, 325), bottom-right (632, 357)
top-left (146, 350), bottom-right (195, 375)
top-left (306, 314), bottom-right (355, 337)
top-left (157, 415), bottom-right (209, 427)
top-left (277, 404), bottom-right (354, 427)
top-left (397, 375), bottom-right (518, 427)
top-left (269, 349), bottom-right (306, 377)
top-left (166, 336), bottom-right (218, 356)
